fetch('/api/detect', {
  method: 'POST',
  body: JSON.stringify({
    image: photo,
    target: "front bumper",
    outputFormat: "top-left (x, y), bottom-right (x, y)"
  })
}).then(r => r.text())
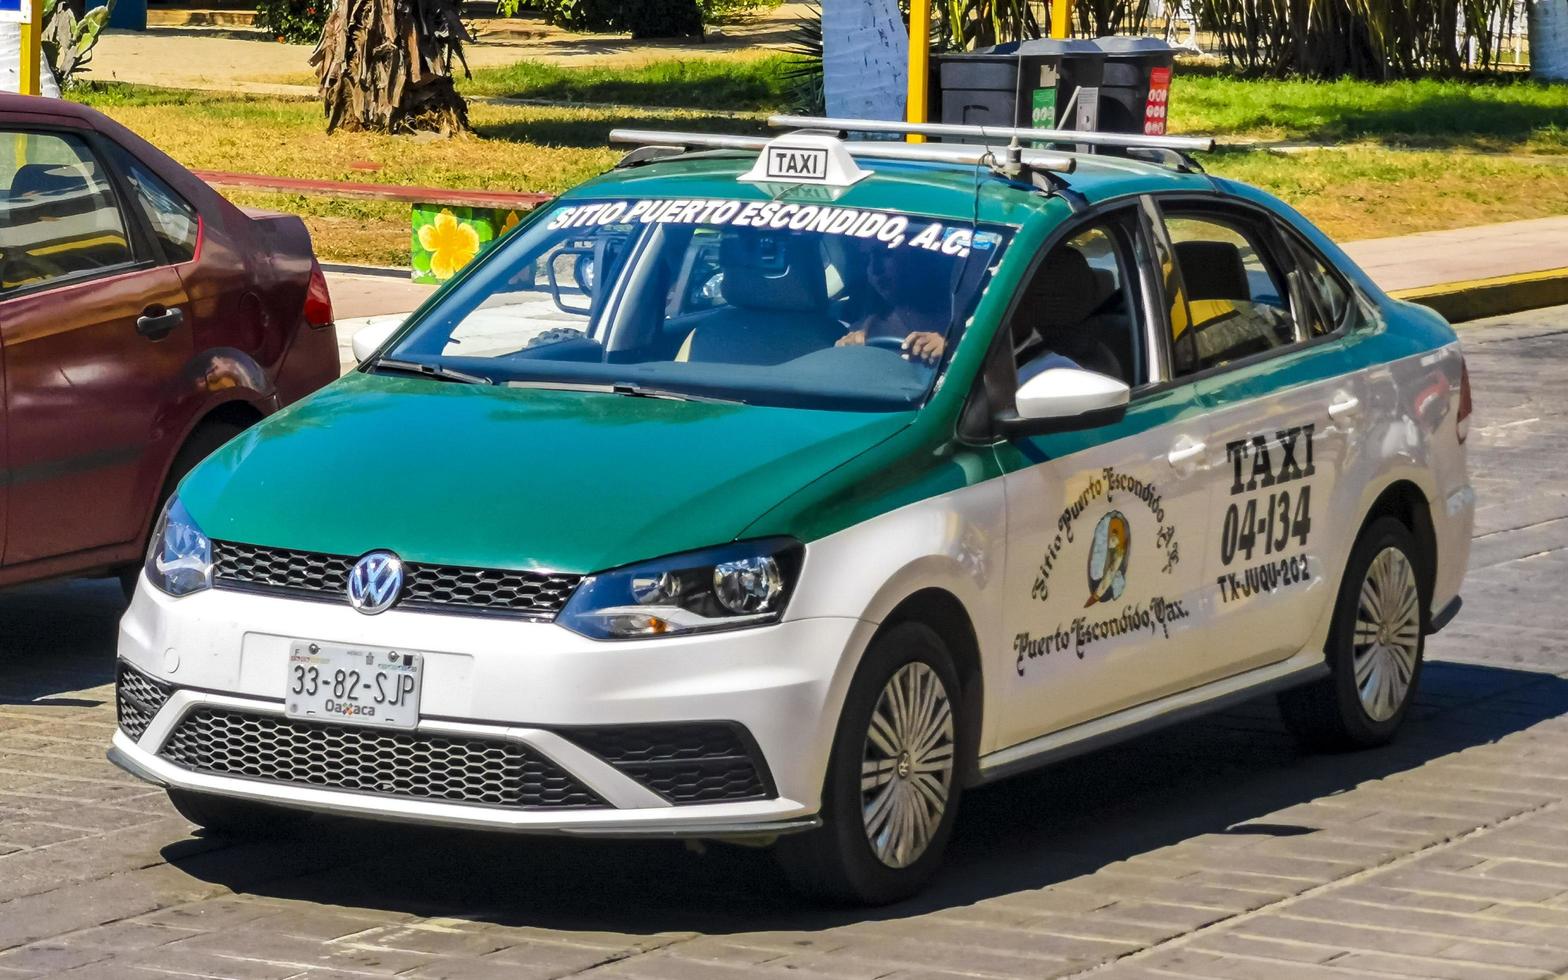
top-left (114, 578), bottom-right (872, 838)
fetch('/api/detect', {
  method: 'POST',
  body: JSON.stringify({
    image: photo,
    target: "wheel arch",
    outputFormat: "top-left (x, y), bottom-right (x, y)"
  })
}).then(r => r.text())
top-left (133, 396), bottom-right (269, 552)
top-left (1360, 478), bottom-right (1438, 625)
top-left (880, 587), bottom-right (986, 787)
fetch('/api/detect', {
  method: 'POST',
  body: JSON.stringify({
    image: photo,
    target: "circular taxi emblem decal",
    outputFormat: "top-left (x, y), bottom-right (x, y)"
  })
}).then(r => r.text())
top-left (1085, 511), bottom-right (1130, 607)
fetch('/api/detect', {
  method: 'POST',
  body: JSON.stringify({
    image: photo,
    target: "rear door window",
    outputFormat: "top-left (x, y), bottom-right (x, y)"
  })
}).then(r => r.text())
top-left (0, 130), bottom-right (134, 295)
top-left (1159, 210), bottom-right (1297, 376)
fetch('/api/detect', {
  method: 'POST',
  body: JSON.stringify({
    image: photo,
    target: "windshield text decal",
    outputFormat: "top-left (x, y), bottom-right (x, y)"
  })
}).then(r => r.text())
top-left (546, 199), bottom-right (983, 257)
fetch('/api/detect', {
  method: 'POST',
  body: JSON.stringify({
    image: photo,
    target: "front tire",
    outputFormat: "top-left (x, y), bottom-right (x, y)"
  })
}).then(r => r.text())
top-left (166, 789), bottom-right (310, 840)
top-left (775, 622), bottom-right (963, 905)
top-left (1279, 516), bottom-right (1428, 750)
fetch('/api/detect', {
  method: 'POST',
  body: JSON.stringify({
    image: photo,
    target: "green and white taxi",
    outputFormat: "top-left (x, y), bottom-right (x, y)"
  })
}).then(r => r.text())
top-left (111, 120), bottom-right (1473, 904)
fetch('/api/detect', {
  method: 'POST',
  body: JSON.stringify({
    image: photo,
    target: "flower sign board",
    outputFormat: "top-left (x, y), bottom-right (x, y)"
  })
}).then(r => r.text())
top-left (411, 204), bottom-right (524, 284)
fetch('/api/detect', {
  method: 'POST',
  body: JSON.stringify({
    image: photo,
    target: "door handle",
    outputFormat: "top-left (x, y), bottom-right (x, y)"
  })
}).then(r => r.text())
top-left (136, 305), bottom-right (184, 340)
top-left (1167, 438), bottom-right (1207, 468)
top-left (1328, 393), bottom-right (1361, 422)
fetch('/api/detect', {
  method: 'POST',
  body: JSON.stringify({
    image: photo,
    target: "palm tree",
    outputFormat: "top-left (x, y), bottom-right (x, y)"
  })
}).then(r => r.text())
top-left (1531, 0), bottom-right (1568, 78)
top-left (311, 0), bottom-right (471, 135)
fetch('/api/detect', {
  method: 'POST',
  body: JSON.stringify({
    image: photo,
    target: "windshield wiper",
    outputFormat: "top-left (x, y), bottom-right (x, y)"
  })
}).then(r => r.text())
top-left (372, 358), bottom-right (493, 385)
top-left (505, 379), bottom-right (741, 403)
top-left (610, 382), bottom-right (742, 404)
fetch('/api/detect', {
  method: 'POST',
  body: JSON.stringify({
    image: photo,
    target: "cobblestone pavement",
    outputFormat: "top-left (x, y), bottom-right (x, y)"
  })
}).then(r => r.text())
top-left (2, 307), bottom-right (1567, 980)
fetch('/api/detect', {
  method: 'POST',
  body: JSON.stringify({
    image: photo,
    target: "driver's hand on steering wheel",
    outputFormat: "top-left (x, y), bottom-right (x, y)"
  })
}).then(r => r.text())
top-left (903, 331), bottom-right (946, 364)
top-left (837, 329), bottom-right (867, 347)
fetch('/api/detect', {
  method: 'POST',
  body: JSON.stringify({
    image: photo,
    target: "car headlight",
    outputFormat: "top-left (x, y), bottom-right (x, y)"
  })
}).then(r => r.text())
top-left (144, 496), bottom-right (213, 597)
top-left (559, 538), bottom-right (803, 640)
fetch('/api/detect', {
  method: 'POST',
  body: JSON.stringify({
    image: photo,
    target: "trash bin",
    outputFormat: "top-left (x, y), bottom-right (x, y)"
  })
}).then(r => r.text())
top-left (933, 39), bottom-right (1107, 140)
top-left (1092, 36), bottom-right (1179, 136)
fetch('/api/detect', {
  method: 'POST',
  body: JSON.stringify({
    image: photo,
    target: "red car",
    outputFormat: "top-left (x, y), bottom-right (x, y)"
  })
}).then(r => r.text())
top-left (0, 94), bottom-right (338, 592)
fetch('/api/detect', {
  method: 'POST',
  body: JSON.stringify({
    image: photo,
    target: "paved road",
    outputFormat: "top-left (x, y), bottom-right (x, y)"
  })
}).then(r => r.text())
top-left (2, 306), bottom-right (1568, 980)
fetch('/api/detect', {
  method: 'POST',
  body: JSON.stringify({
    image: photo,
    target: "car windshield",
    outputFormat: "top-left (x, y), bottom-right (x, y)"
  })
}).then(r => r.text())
top-left (380, 197), bottom-right (1012, 411)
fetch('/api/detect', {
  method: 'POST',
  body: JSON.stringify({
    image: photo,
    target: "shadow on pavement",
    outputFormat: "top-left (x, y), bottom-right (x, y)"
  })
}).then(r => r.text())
top-left (0, 578), bottom-right (123, 707)
top-left (156, 659), bottom-right (1568, 935)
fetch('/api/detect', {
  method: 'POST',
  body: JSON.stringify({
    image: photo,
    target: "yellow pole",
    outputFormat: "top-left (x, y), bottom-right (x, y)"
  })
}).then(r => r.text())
top-left (18, 0), bottom-right (44, 96)
top-left (906, 0), bottom-right (930, 143)
top-left (1051, 0), bottom-right (1070, 37)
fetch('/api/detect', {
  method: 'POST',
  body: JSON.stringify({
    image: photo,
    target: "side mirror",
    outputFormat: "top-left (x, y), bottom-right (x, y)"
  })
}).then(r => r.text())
top-left (997, 367), bottom-right (1131, 435)
top-left (350, 317), bottom-right (402, 364)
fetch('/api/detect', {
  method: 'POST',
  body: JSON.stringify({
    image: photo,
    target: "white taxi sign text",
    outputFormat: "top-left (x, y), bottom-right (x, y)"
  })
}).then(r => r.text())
top-left (742, 134), bottom-right (870, 188)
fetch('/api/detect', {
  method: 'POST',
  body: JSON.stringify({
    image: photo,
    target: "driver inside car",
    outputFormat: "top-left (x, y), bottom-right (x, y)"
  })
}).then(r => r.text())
top-left (836, 245), bottom-right (953, 364)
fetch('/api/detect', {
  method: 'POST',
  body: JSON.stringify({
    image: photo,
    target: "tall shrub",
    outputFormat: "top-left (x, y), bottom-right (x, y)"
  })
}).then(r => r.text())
top-left (256, 0), bottom-right (330, 43)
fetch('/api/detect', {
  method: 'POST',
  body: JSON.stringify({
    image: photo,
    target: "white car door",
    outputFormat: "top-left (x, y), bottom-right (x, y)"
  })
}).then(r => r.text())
top-left (993, 213), bottom-right (1217, 750)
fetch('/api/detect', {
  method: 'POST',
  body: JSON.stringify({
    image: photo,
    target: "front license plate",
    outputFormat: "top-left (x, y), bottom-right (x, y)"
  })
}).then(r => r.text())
top-left (285, 642), bottom-right (423, 731)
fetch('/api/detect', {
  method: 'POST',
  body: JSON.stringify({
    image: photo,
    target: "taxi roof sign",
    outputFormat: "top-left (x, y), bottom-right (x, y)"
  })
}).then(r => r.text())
top-left (741, 134), bottom-right (871, 188)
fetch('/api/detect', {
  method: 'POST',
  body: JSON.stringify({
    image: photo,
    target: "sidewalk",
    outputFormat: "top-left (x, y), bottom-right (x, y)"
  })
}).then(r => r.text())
top-left (325, 214), bottom-right (1568, 367)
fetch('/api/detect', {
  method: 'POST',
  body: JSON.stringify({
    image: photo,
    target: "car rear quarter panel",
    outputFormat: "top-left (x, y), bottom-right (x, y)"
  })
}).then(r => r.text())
top-left (1312, 305), bottom-right (1470, 647)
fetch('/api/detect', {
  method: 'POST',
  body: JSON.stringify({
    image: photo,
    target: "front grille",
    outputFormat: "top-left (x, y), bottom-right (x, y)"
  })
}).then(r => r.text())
top-left (116, 662), bottom-right (173, 741)
top-left (160, 709), bottom-right (606, 810)
top-left (211, 540), bottom-right (582, 618)
top-left (568, 723), bottom-right (772, 804)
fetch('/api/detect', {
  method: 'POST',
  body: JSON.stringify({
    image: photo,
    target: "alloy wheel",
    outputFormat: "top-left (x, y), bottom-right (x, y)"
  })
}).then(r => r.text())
top-left (860, 661), bottom-right (955, 869)
top-left (1353, 546), bottom-right (1422, 722)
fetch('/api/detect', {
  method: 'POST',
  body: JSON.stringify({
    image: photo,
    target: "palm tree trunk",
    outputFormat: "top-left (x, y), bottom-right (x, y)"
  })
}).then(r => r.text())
top-left (1531, 0), bottom-right (1568, 78)
top-left (311, 0), bottom-right (471, 135)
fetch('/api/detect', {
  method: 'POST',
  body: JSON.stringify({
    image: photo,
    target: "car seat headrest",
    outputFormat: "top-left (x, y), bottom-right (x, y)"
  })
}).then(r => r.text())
top-left (718, 231), bottom-right (827, 314)
top-left (1175, 240), bottom-right (1249, 302)
top-left (6, 163), bottom-right (95, 224)
top-left (1018, 246), bottom-right (1101, 340)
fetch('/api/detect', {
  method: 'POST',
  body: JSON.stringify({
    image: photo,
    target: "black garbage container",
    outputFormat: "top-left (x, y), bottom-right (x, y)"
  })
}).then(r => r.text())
top-left (933, 39), bottom-right (1107, 140)
top-left (1092, 37), bottom-right (1179, 136)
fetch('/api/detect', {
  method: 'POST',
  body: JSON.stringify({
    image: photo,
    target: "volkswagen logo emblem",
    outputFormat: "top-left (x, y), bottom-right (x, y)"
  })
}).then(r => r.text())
top-left (347, 551), bottom-right (404, 615)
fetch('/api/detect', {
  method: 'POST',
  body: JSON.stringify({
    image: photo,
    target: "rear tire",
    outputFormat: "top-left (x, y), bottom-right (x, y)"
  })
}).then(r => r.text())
top-left (775, 621), bottom-right (963, 905)
top-left (166, 789), bottom-right (310, 840)
top-left (1279, 516), bottom-right (1428, 751)
top-left (119, 420), bottom-right (247, 600)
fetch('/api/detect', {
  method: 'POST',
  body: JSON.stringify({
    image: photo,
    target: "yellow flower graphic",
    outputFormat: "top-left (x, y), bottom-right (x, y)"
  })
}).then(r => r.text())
top-left (417, 209), bottom-right (481, 281)
top-left (499, 210), bottom-right (522, 236)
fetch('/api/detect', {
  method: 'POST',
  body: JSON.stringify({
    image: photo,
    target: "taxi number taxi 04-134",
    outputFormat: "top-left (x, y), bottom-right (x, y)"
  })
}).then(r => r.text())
top-left (109, 123), bottom-right (1475, 905)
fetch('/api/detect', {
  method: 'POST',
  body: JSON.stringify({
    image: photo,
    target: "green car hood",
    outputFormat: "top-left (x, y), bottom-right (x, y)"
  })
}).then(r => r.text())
top-left (179, 372), bottom-right (914, 574)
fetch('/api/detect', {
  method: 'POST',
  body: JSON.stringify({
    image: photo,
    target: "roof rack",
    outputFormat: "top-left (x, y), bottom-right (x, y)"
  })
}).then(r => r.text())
top-left (607, 128), bottom-right (1077, 176)
top-left (767, 115), bottom-right (1216, 153)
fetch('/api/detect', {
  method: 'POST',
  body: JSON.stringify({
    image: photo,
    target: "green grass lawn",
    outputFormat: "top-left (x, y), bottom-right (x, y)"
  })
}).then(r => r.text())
top-left (69, 63), bottom-right (1568, 266)
top-left (1171, 73), bottom-right (1568, 151)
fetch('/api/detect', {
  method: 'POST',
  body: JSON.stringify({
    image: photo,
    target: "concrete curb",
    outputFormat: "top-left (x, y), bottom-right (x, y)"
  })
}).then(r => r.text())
top-left (1392, 267), bottom-right (1568, 324)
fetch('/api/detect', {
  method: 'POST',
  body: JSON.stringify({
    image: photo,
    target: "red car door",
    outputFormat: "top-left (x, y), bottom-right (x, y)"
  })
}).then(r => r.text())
top-left (0, 125), bottom-right (194, 566)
